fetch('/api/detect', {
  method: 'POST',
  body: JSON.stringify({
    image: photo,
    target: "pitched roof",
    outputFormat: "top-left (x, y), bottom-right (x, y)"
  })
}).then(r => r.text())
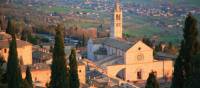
top-left (92, 37), bottom-right (143, 51)
top-left (0, 39), bottom-right (32, 48)
top-left (102, 38), bottom-right (133, 51)
top-left (91, 38), bottom-right (106, 44)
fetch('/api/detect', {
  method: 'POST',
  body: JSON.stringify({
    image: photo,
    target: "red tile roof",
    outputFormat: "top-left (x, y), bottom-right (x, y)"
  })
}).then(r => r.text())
top-left (0, 39), bottom-right (32, 48)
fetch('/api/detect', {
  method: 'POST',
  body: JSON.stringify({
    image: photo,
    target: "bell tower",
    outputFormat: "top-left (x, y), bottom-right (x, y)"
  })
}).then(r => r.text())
top-left (110, 0), bottom-right (123, 39)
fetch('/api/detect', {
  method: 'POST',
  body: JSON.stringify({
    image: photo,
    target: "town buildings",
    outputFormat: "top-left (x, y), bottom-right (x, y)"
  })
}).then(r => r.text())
top-left (0, 32), bottom-right (32, 65)
top-left (21, 63), bottom-right (86, 87)
top-left (87, 0), bottom-right (173, 82)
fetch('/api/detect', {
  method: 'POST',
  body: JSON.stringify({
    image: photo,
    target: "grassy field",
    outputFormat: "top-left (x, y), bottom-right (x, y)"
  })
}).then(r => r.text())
top-left (123, 0), bottom-right (200, 7)
top-left (34, 5), bottom-right (96, 14)
top-left (27, 0), bottom-right (199, 44)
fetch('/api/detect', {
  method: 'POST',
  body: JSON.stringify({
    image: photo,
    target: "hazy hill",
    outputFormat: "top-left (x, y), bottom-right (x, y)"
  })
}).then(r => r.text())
top-left (122, 0), bottom-right (200, 7)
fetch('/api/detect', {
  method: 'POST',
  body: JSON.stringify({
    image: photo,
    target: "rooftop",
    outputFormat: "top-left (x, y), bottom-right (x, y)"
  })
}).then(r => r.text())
top-left (0, 39), bottom-right (32, 48)
top-left (93, 37), bottom-right (138, 51)
top-left (0, 32), bottom-right (32, 48)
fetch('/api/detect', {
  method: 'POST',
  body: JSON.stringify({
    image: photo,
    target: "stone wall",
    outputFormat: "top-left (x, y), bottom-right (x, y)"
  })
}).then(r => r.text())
top-left (22, 64), bottom-right (86, 87)
top-left (0, 45), bottom-right (32, 65)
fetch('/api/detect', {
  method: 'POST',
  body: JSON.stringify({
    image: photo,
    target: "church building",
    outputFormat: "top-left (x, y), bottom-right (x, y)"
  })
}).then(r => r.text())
top-left (87, 0), bottom-right (173, 82)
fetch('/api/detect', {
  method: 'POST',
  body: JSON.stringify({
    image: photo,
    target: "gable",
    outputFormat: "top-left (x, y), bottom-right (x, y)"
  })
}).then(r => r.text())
top-left (127, 41), bottom-right (153, 52)
top-left (125, 41), bottom-right (154, 64)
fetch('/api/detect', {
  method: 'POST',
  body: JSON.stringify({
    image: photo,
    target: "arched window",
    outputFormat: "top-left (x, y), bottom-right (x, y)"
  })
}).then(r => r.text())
top-left (137, 70), bottom-right (142, 79)
top-left (4, 49), bottom-right (7, 53)
top-left (116, 14), bottom-right (121, 20)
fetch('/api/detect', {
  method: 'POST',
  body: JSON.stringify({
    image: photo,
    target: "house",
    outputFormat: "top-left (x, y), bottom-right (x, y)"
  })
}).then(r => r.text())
top-left (0, 32), bottom-right (32, 65)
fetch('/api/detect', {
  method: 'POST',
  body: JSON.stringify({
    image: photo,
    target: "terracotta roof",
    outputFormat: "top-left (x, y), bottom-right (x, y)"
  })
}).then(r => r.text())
top-left (0, 39), bottom-right (32, 48)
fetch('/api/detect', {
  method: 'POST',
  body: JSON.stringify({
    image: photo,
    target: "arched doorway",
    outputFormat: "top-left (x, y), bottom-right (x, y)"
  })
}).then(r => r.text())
top-left (116, 68), bottom-right (125, 80)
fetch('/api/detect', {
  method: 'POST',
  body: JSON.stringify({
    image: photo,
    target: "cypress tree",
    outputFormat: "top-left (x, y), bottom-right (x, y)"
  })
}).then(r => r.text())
top-left (6, 35), bottom-right (22, 88)
top-left (184, 53), bottom-right (200, 88)
top-left (25, 66), bottom-right (33, 87)
top-left (49, 24), bottom-right (68, 88)
top-left (171, 13), bottom-right (199, 88)
top-left (69, 48), bottom-right (80, 88)
top-left (6, 18), bottom-right (15, 35)
top-left (145, 72), bottom-right (159, 88)
top-left (82, 34), bottom-right (86, 47)
top-left (182, 13), bottom-right (199, 76)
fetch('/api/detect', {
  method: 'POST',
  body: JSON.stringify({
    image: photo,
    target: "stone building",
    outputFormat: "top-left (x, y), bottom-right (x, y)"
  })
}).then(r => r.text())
top-left (21, 63), bottom-right (86, 87)
top-left (87, 0), bottom-right (173, 82)
top-left (0, 32), bottom-right (32, 65)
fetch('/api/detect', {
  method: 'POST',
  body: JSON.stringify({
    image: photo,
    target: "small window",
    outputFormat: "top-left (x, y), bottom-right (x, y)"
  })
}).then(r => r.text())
top-left (138, 47), bottom-right (141, 50)
top-left (116, 14), bottom-right (121, 20)
top-left (4, 49), bottom-right (7, 53)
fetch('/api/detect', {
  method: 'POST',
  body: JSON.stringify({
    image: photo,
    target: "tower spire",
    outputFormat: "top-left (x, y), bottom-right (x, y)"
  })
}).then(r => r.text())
top-left (110, 0), bottom-right (123, 39)
top-left (115, 0), bottom-right (121, 11)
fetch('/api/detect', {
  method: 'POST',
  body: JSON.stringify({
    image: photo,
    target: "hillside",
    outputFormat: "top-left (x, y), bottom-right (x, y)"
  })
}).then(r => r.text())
top-left (123, 0), bottom-right (200, 7)
top-left (0, 0), bottom-right (199, 44)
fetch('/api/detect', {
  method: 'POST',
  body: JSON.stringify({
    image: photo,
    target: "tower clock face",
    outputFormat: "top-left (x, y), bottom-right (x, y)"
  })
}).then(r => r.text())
top-left (137, 53), bottom-right (144, 60)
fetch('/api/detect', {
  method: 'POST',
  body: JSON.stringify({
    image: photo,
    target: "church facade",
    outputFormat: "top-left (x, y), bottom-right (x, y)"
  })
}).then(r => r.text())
top-left (87, 0), bottom-right (173, 82)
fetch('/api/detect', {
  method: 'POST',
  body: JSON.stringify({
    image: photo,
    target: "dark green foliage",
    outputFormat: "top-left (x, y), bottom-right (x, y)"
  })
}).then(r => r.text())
top-left (27, 33), bottom-right (38, 45)
top-left (40, 37), bottom-right (50, 43)
top-left (6, 18), bottom-right (15, 35)
top-left (0, 65), bottom-right (4, 84)
top-left (145, 72), bottom-right (159, 88)
top-left (184, 53), bottom-right (200, 88)
top-left (21, 29), bottom-right (38, 45)
top-left (171, 13), bottom-right (200, 88)
top-left (82, 34), bottom-right (86, 47)
top-left (182, 13), bottom-right (199, 76)
top-left (143, 38), bottom-right (152, 48)
top-left (171, 47), bottom-right (184, 88)
top-left (0, 56), bottom-right (5, 65)
top-left (25, 66), bottom-right (33, 87)
top-left (69, 49), bottom-right (80, 88)
top-left (49, 24), bottom-right (69, 88)
top-left (155, 43), bottom-right (162, 52)
top-left (0, 16), bottom-right (3, 31)
top-left (6, 36), bottom-right (22, 88)
top-left (21, 79), bottom-right (31, 88)
top-left (21, 29), bottom-right (28, 41)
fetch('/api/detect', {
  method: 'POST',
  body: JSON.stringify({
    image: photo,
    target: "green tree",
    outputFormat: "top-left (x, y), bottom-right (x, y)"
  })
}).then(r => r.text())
top-left (171, 13), bottom-right (200, 88)
top-left (6, 18), bottom-right (15, 35)
top-left (69, 48), bottom-right (80, 88)
top-left (21, 29), bottom-right (28, 41)
top-left (145, 72), bottom-right (159, 88)
top-left (49, 24), bottom-right (69, 88)
top-left (6, 35), bottom-right (22, 88)
top-left (184, 53), bottom-right (200, 88)
top-left (82, 34), bottom-right (86, 47)
top-left (21, 79), bottom-right (31, 88)
top-left (25, 66), bottom-right (33, 87)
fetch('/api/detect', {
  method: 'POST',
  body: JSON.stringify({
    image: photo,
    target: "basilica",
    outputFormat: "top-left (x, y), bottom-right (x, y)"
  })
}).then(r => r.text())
top-left (87, 0), bottom-right (173, 82)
